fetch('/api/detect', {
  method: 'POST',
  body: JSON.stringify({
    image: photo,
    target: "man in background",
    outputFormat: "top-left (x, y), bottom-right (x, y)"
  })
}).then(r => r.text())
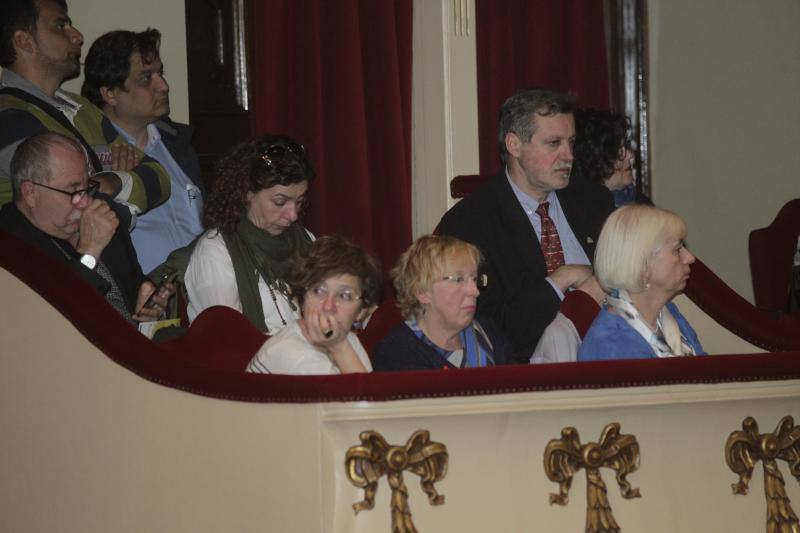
top-left (82, 28), bottom-right (204, 273)
top-left (438, 87), bottom-right (614, 362)
top-left (0, 0), bottom-right (170, 218)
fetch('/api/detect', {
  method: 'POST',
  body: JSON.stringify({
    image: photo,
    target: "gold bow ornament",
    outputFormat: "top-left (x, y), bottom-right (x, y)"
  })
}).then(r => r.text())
top-left (345, 430), bottom-right (448, 533)
top-left (725, 415), bottom-right (800, 533)
top-left (544, 422), bottom-right (641, 533)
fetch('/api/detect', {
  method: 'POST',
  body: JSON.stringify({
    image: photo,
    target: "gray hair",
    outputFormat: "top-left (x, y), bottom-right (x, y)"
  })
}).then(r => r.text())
top-left (497, 87), bottom-right (575, 163)
top-left (10, 132), bottom-right (85, 201)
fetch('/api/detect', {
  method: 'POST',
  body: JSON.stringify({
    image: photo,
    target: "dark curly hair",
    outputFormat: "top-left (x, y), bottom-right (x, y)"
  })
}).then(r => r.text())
top-left (81, 28), bottom-right (161, 108)
top-left (289, 234), bottom-right (382, 310)
top-left (203, 134), bottom-right (315, 233)
top-left (1, 0), bottom-right (68, 67)
top-left (572, 108), bottom-right (632, 184)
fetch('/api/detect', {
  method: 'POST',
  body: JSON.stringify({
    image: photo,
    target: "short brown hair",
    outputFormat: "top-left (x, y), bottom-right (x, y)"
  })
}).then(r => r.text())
top-left (392, 234), bottom-right (482, 320)
top-left (289, 234), bottom-right (382, 309)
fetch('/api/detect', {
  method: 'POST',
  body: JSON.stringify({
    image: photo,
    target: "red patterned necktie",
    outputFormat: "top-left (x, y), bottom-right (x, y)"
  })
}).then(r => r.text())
top-left (536, 201), bottom-right (565, 274)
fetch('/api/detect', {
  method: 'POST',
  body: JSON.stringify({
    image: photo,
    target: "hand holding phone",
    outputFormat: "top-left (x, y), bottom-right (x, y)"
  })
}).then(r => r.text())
top-left (143, 271), bottom-right (178, 311)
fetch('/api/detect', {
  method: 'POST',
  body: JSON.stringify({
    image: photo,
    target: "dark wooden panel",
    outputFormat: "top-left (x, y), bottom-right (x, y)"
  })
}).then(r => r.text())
top-left (185, 0), bottom-right (255, 189)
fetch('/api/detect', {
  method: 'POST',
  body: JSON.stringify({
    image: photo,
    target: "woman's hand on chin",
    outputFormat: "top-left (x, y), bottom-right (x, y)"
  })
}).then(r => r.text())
top-left (300, 307), bottom-right (367, 373)
top-left (300, 307), bottom-right (348, 351)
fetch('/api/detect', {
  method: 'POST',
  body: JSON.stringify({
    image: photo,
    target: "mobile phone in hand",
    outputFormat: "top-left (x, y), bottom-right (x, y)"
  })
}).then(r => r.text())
top-left (144, 271), bottom-right (178, 310)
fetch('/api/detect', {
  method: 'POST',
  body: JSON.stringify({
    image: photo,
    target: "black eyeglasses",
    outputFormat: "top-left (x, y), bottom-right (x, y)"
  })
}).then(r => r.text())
top-left (260, 142), bottom-right (305, 169)
top-left (30, 179), bottom-right (100, 205)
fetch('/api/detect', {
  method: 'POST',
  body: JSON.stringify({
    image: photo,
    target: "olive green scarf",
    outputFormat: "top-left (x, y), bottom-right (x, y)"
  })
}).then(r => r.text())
top-left (222, 215), bottom-right (312, 332)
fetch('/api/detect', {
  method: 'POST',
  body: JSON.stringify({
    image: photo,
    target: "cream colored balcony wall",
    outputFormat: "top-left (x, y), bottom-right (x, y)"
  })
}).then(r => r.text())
top-left (2, 266), bottom-right (798, 533)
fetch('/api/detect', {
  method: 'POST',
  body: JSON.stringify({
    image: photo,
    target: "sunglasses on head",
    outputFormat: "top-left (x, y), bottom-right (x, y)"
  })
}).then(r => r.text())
top-left (260, 142), bottom-right (305, 169)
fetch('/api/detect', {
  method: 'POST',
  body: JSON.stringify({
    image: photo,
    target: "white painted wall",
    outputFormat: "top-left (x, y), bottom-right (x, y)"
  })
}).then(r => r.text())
top-left (61, 0), bottom-right (190, 123)
top-left (648, 0), bottom-right (800, 301)
top-left (412, 0), bottom-right (479, 237)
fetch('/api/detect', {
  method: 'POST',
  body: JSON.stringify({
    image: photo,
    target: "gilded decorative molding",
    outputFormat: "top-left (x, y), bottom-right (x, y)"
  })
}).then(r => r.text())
top-left (345, 430), bottom-right (448, 532)
top-left (544, 423), bottom-right (641, 533)
top-left (725, 416), bottom-right (800, 532)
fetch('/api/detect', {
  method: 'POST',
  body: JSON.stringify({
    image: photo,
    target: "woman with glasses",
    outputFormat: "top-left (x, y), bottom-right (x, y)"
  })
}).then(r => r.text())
top-left (185, 134), bottom-right (314, 333)
top-left (373, 235), bottom-right (511, 371)
top-left (246, 234), bottom-right (381, 374)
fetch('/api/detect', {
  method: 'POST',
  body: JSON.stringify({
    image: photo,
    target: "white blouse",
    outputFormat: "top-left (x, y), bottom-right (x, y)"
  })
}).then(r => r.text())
top-left (246, 320), bottom-right (373, 375)
top-left (184, 230), bottom-right (299, 333)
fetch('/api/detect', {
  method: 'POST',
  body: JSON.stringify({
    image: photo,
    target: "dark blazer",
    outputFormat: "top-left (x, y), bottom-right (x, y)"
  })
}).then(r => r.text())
top-left (437, 172), bottom-right (614, 363)
top-left (372, 317), bottom-right (512, 371)
top-left (0, 201), bottom-right (145, 314)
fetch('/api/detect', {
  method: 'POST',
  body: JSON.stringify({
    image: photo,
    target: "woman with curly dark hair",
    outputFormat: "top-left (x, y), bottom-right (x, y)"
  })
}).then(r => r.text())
top-left (572, 108), bottom-right (637, 207)
top-left (184, 134), bottom-right (314, 333)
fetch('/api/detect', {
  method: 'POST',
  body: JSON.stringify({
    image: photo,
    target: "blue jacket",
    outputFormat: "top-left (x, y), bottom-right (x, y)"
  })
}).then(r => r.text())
top-left (577, 302), bottom-right (706, 361)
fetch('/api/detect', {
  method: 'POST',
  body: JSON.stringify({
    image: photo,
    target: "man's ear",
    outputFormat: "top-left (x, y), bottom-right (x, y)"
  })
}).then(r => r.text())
top-left (12, 30), bottom-right (35, 57)
top-left (505, 132), bottom-right (521, 158)
top-left (99, 86), bottom-right (117, 107)
top-left (19, 181), bottom-right (37, 208)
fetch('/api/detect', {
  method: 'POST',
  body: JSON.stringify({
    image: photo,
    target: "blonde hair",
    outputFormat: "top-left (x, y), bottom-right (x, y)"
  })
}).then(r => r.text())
top-left (594, 205), bottom-right (688, 294)
top-left (392, 235), bottom-right (482, 320)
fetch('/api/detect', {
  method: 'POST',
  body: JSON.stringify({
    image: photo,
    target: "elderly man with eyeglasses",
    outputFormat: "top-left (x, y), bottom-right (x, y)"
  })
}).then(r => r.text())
top-left (0, 132), bottom-right (171, 325)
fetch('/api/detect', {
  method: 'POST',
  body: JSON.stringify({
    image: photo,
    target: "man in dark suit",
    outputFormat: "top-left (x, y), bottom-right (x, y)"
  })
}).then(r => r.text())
top-left (438, 87), bottom-right (614, 362)
top-left (0, 132), bottom-right (170, 324)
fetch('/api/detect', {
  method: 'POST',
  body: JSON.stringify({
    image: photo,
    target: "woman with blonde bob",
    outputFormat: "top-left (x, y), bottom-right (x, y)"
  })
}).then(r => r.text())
top-left (577, 205), bottom-right (705, 361)
top-left (373, 235), bottom-right (512, 371)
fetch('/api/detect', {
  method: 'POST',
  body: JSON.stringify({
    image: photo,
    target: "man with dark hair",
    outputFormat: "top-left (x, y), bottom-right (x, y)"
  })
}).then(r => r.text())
top-left (82, 28), bottom-right (204, 273)
top-left (0, 0), bottom-right (171, 218)
top-left (437, 87), bottom-right (615, 362)
top-left (0, 132), bottom-right (170, 323)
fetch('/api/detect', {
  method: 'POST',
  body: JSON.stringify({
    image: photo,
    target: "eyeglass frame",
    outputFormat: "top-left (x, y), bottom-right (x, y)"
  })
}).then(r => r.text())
top-left (28, 179), bottom-right (100, 205)
top-left (260, 142), bottom-right (306, 170)
top-left (306, 282), bottom-right (363, 306)
top-left (439, 273), bottom-right (488, 290)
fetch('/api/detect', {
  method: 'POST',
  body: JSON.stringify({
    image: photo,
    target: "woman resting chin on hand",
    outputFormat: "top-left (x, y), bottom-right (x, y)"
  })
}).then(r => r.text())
top-left (246, 235), bottom-right (381, 375)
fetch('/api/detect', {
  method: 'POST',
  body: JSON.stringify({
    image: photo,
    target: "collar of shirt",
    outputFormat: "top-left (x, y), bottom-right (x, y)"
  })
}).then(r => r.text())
top-left (1, 68), bottom-right (81, 122)
top-left (110, 121), bottom-right (160, 153)
top-left (505, 167), bottom-right (556, 216)
top-left (503, 166), bottom-right (592, 295)
top-left (505, 167), bottom-right (564, 236)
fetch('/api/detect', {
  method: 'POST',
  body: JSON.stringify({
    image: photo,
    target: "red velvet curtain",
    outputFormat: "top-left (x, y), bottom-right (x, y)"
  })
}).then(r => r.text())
top-left (253, 0), bottom-right (413, 276)
top-left (476, 0), bottom-right (610, 175)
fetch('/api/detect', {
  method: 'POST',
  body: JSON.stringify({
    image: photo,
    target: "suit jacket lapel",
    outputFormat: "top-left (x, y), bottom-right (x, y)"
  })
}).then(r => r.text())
top-left (490, 173), bottom-right (548, 274)
top-left (557, 187), bottom-right (595, 258)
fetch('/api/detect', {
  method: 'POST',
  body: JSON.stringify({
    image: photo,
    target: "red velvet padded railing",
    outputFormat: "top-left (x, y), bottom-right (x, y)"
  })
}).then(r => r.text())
top-left (1, 228), bottom-right (799, 405)
top-left (749, 198), bottom-right (800, 313)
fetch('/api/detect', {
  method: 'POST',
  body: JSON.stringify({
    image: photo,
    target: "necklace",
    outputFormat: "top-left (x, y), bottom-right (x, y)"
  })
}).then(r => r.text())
top-left (267, 284), bottom-right (288, 327)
